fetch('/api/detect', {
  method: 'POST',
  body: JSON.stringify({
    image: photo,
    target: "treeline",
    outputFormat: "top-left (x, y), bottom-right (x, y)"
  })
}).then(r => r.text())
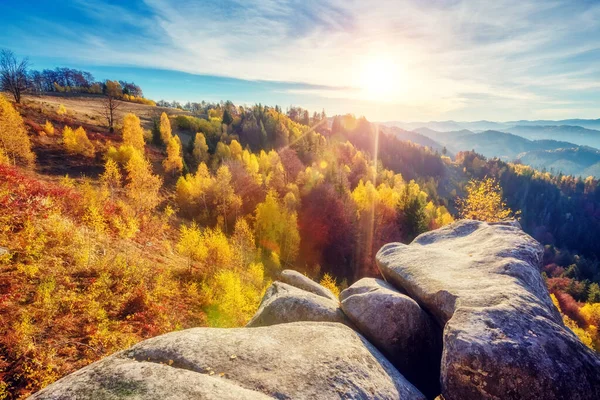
top-left (0, 49), bottom-right (151, 106)
top-left (28, 67), bottom-right (143, 99)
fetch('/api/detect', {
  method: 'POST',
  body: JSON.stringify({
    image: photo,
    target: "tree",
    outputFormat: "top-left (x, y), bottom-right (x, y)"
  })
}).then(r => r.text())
top-left (100, 158), bottom-right (122, 199)
top-left (159, 112), bottom-right (172, 144)
top-left (0, 49), bottom-right (29, 103)
top-left (122, 113), bottom-right (145, 151)
top-left (125, 149), bottom-right (162, 212)
top-left (457, 177), bottom-right (514, 222)
top-left (255, 190), bottom-right (300, 266)
top-left (0, 94), bottom-right (35, 166)
top-left (222, 108), bottom-right (233, 126)
top-left (192, 132), bottom-right (209, 163)
top-left (63, 126), bottom-right (95, 157)
top-left (102, 80), bottom-right (122, 133)
top-left (163, 135), bottom-right (183, 174)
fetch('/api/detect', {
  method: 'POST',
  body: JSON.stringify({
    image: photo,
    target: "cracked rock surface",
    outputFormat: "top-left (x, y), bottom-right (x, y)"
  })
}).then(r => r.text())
top-left (31, 322), bottom-right (425, 400)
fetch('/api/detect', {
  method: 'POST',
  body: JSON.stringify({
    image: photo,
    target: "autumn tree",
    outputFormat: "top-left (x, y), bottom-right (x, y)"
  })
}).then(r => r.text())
top-left (63, 126), bottom-right (95, 157)
top-left (163, 135), bottom-right (183, 174)
top-left (159, 112), bottom-right (172, 144)
top-left (125, 149), bottom-right (162, 212)
top-left (255, 190), bottom-right (300, 266)
top-left (0, 49), bottom-right (28, 103)
top-left (122, 113), bottom-right (145, 151)
top-left (102, 80), bottom-right (122, 133)
top-left (100, 158), bottom-right (122, 199)
top-left (457, 177), bottom-right (514, 222)
top-left (0, 94), bottom-right (35, 166)
top-left (192, 132), bottom-right (209, 164)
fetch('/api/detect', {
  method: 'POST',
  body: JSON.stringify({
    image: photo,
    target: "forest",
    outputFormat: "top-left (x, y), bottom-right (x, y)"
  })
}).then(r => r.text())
top-left (1, 58), bottom-right (600, 398)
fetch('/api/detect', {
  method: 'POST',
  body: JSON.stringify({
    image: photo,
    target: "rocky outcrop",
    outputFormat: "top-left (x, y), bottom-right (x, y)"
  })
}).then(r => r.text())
top-left (340, 278), bottom-right (441, 398)
top-left (377, 220), bottom-right (600, 400)
top-left (31, 322), bottom-right (425, 400)
top-left (246, 281), bottom-right (350, 327)
top-left (280, 269), bottom-right (338, 301)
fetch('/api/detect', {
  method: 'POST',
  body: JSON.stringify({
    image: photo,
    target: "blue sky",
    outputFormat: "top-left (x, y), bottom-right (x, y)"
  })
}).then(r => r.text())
top-left (1, 0), bottom-right (600, 122)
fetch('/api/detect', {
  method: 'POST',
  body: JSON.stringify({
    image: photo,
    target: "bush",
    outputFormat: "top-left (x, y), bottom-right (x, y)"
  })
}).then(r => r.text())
top-left (63, 126), bottom-right (95, 157)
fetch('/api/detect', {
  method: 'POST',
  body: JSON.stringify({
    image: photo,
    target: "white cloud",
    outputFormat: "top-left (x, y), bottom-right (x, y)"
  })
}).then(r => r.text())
top-left (3, 0), bottom-right (599, 120)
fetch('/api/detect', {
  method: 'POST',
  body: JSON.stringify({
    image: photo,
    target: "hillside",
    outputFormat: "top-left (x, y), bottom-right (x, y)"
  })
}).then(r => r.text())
top-left (517, 147), bottom-right (600, 177)
top-left (507, 125), bottom-right (600, 149)
top-left (381, 126), bottom-right (449, 155)
top-left (1, 92), bottom-right (600, 399)
top-left (414, 128), bottom-right (600, 177)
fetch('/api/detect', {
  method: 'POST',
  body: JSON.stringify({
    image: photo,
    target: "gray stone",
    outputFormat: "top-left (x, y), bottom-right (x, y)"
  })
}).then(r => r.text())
top-left (246, 281), bottom-right (350, 327)
top-left (340, 278), bottom-right (441, 398)
top-left (280, 269), bottom-right (338, 301)
top-left (376, 219), bottom-right (600, 400)
top-left (32, 322), bottom-right (426, 400)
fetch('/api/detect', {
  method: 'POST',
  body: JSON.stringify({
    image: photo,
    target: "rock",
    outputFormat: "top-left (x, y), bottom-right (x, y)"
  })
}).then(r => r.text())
top-left (32, 322), bottom-right (426, 400)
top-left (246, 281), bottom-right (350, 327)
top-left (29, 356), bottom-right (272, 400)
top-left (376, 219), bottom-right (600, 400)
top-left (0, 246), bottom-right (8, 256)
top-left (279, 269), bottom-right (338, 301)
top-left (340, 278), bottom-right (441, 398)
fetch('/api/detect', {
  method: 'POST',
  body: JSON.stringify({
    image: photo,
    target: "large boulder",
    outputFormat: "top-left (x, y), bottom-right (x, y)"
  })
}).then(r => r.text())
top-left (340, 278), bottom-right (441, 398)
top-left (376, 220), bottom-right (600, 400)
top-left (280, 269), bottom-right (338, 301)
top-left (247, 281), bottom-right (350, 327)
top-left (32, 322), bottom-right (426, 400)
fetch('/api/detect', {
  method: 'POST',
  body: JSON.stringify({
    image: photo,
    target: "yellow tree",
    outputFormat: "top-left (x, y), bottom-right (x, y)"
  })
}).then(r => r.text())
top-left (163, 135), bottom-right (183, 174)
top-left (0, 94), bottom-right (35, 166)
top-left (125, 149), bottom-right (162, 212)
top-left (457, 177), bottom-right (514, 222)
top-left (159, 112), bottom-right (172, 144)
top-left (100, 158), bottom-right (122, 199)
top-left (255, 190), bottom-right (300, 266)
top-left (213, 165), bottom-right (242, 230)
top-left (122, 113), bottom-right (145, 151)
top-left (176, 222), bottom-right (208, 273)
top-left (193, 132), bottom-right (209, 163)
top-left (63, 126), bottom-right (95, 157)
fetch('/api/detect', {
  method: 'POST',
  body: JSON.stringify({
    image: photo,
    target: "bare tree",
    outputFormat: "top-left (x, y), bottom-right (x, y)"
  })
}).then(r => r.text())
top-left (102, 80), bottom-right (122, 133)
top-left (0, 49), bottom-right (29, 103)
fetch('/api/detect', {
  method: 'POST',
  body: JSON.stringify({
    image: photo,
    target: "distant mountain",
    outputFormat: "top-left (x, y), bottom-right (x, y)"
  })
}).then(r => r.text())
top-left (507, 119), bottom-right (600, 131)
top-left (517, 147), bottom-right (600, 177)
top-left (413, 127), bottom-right (475, 143)
top-left (415, 128), bottom-right (600, 177)
top-left (382, 126), bottom-right (448, 154)
top-left (382, 118), bottom-right (600, 134)
top-left (506, 125), bottom-right (600, 149)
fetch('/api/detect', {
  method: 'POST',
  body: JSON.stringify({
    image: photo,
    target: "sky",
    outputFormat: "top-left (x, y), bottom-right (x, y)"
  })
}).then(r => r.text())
top-left (1, 0), bottom-right (600, 122)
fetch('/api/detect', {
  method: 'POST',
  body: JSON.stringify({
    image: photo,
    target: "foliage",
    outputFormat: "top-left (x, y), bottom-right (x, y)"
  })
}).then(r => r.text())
top-left (319, 273), bottom-right (340, 298)
top-left (159, 112), bottom-right (172, 145)
top-left (121, 113), bottom-right (145, 151)
top-left (125, 149), bottom-right (162, 213)
top-left (0, 95), bottom-right (35, 166)
top-left (457, 177), bottom-right (514, 222)
top-left (42, 120), bottom-right (54, 135)
top-left (62, 126), bottom-right (95, 157)
top-left (163, 135), bottom-right (183, 174)
top-left (57, 104), bottom-right (67, 116)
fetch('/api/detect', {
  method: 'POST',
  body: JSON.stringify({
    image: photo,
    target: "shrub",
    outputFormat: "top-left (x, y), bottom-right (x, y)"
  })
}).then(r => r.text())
top-left (43, 120), bottom-right (55, 135)
top-left (63, 126), bottom-right (95, 157)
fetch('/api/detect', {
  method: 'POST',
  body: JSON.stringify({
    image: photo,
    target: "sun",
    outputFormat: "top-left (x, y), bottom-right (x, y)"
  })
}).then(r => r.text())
top-left (358, 57), bottom-right (402, 101)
